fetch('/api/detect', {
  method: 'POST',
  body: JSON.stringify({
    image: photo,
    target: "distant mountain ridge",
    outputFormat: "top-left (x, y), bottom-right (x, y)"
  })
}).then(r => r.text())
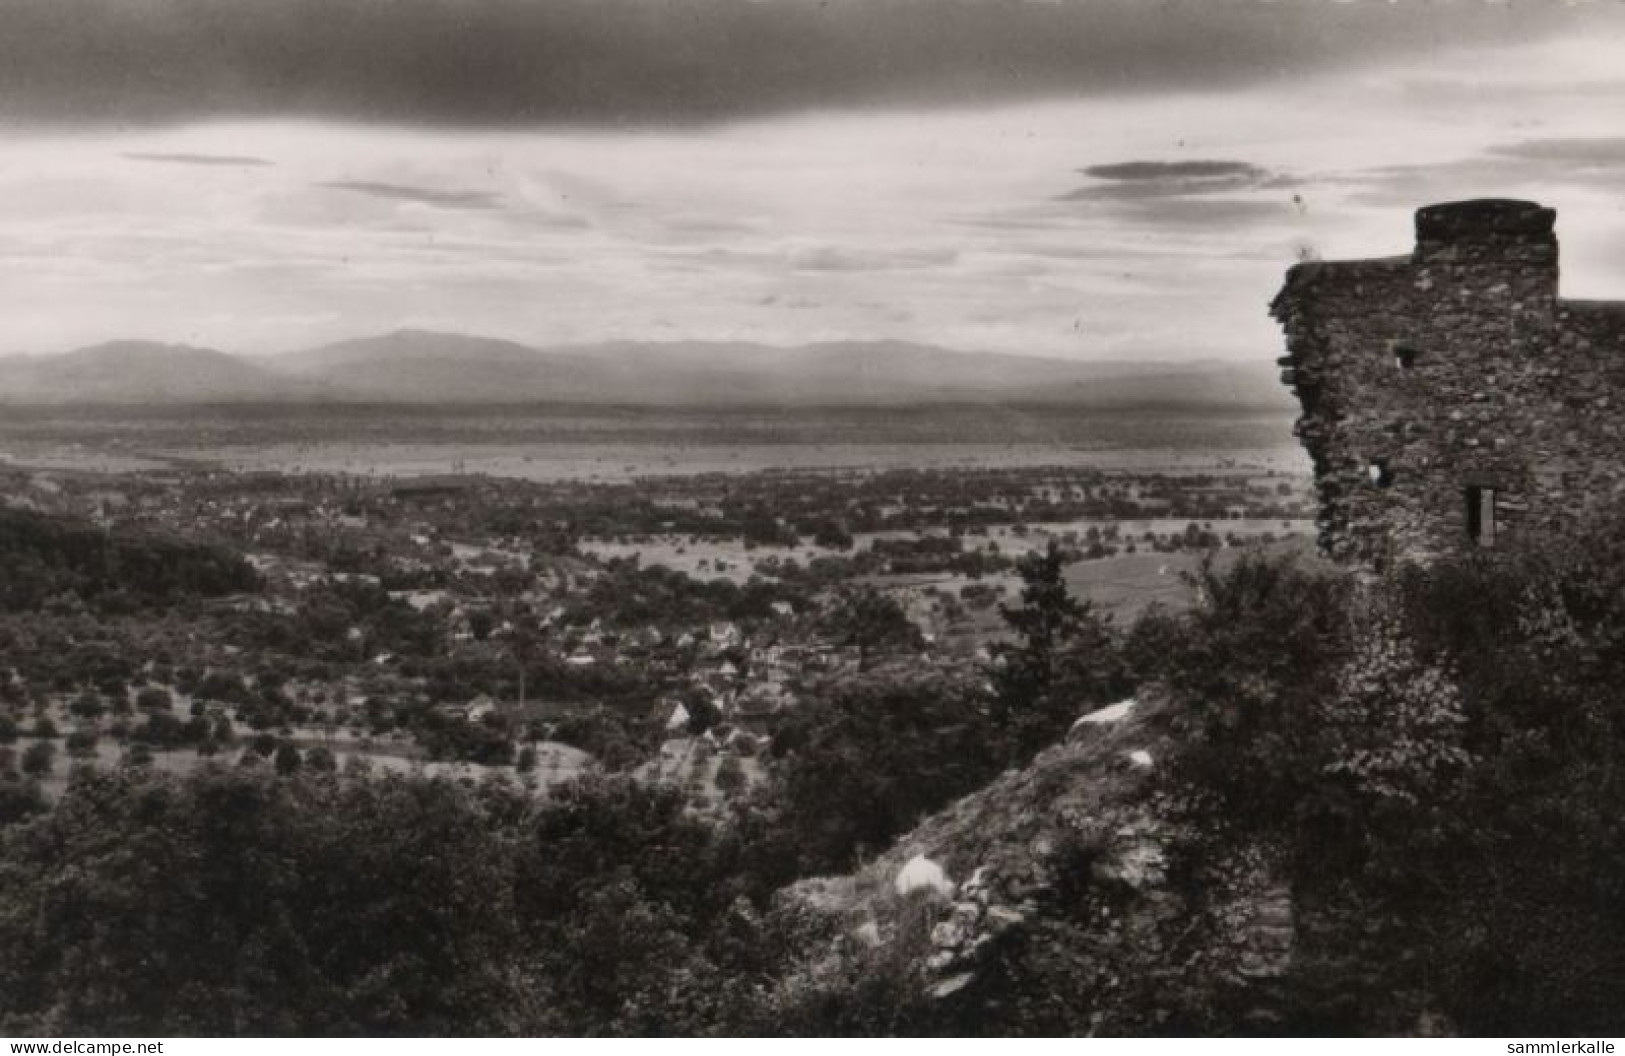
top-left (0, 330), bottom-right (1290, 410)
top-left (0, 341), bottom-right (311, 404)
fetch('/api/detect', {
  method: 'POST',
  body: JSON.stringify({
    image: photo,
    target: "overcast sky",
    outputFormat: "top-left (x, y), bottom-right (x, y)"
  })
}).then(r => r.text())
top-left (4, 0), bottom-right (1625, 360)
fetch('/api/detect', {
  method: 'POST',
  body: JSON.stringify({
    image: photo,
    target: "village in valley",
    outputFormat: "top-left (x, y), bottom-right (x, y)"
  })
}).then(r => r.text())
top-left (0, 451), bottom-right (1312, 805)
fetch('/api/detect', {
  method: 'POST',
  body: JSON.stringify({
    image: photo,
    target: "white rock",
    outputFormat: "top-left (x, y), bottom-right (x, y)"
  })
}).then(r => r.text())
top-left (894, 854), bottom-right (954, 899)
top-left (1070, 699), bottom-right (1136, 736)
top-left (1127, 749), bottom-right (1154, 769)
top-left (931, 918), bottom-right (972, 949)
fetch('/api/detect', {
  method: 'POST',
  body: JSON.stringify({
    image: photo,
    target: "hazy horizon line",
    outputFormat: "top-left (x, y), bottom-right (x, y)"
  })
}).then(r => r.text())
top-left (0, 328), bottom-right (1250, 367)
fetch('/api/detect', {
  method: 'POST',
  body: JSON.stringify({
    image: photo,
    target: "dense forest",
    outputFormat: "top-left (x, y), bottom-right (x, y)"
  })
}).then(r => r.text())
top-left (0, 508), bottom-right (258, 612)
top-left (3, 506), bottom-right (1625, 1034)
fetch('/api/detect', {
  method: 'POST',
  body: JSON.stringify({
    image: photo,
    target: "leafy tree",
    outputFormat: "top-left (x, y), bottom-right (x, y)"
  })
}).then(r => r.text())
top-left (135, 687), bottom-right (173, 712)
top-left (65, 728), bottom-right (99, 758)
top-left (819, 587), bottom-right (922, 671)
top-left (132, 712), bottom-right (195, 749)
top-left (684, 695), bottom-right (723, 736)
top-left (0, 508), bottom-right (259, 613)
top-left (273, 743), bottom-right (302, 776)
top-left (20, 740), bottom-right (55, 778)
top-left (988, 540), bottom-right (1126, 760)
top-left (1314, 596), bottom-right (1470, 809)
top-left (0, 767), bottom-right (521, 1035)
top-left (199, 673), bottom-right (251, 708)
top-left (714, 753), bottom-right (747, 799)
top-left (0, 776), bottom-right (45, 828)
top-left (69, 691), bottom-right (107, 719)
top-left (1141, 530), bottom-right (1625, 1036)
top-left (768, 672), bottom-right (1001, 874)
top-left (1316, 531), bottom-right (1625, 1035)
top-left (550, 709), bottom-right (652, 772)
top-left (741, 509), bottom-right (798, 548)
top-left (1154, 551), bottom-right (1352, 821)
top-left (512, 774), bottom-right (770, 1034)
top-left (810, 520), bottom-right (854, 550)
top-left (415, 711), bottom-right (514, 766)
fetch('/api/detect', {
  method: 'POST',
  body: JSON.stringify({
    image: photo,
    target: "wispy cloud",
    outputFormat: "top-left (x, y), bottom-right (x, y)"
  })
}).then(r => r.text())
top-left (1491, 138), bottom-right (1625, 166)
top-left (787, 245), bottom-right (959, 273)
top-left (122, 151), bottom-right (274, 167)
top-left (317, 181), bottom-right (500, 210)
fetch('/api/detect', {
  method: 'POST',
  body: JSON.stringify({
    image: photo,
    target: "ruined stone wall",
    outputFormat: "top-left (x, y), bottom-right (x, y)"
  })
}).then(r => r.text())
top-left (1271, 199), bottom-right (1625, 565)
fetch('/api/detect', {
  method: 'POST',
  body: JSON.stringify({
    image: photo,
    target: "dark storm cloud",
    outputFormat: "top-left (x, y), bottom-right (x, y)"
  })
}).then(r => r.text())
top-left (317, 181), bottom-right (501, 210)
top-left (123, 151), bottom-right (274, 167)
top-left (0, 0), bottom-right (1609, 126)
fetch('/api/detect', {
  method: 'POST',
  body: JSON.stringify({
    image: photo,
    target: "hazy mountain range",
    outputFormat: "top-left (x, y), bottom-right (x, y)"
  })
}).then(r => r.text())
top-left (0, 330), bottom-right (1289, 410)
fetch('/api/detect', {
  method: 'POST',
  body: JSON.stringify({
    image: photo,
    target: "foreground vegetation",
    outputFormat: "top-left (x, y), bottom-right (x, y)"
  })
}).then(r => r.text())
top-left (4, 504), bottom-right (1625, 1034)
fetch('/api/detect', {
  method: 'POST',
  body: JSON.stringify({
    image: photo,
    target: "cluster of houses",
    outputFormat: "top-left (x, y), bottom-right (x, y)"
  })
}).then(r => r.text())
top-left (4, 467), bottom-right (957, 798)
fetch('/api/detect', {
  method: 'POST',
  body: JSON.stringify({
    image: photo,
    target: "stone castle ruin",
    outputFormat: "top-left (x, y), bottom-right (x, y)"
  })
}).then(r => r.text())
top-left (1271, 199), bottom-right (1625, 565)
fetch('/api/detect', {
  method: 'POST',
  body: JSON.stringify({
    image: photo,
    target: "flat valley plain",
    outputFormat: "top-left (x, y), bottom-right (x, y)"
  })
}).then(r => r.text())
top-left (0, 399), bottom-right (1315, 801)
top-left (0, 403), bottom-right (1306, 479)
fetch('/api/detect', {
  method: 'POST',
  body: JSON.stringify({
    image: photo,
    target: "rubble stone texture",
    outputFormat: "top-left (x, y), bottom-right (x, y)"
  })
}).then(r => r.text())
top-left (776, 692), bottom-right (1296, 1033)
top-left (1271, 199), bottom-right (1625, 565)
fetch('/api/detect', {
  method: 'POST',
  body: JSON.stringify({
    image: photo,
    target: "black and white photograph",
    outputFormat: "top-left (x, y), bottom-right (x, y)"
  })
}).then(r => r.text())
top-left (3, 0), bottom-right (1625, 1040)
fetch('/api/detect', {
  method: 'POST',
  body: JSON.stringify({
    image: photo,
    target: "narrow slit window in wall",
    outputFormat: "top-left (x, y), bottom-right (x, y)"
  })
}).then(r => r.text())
top-left (1393, 343), bottom-right (1419, 370)
top-left (1466, 485), bottom-right (1496, 546)
top-left (1368, 458), bottom-right (1393, 488)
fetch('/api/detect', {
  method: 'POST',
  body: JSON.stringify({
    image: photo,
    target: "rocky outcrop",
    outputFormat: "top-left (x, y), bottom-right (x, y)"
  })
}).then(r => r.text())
top-left (769, 691), bottom-right (1299, 1035)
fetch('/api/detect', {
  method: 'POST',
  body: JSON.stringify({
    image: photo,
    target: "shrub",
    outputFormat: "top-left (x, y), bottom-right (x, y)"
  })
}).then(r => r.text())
top-left (65, 728), bottom-right (99, 758)
top-left (768, 671), bottom-right (1001, 875)
top-left (20, 740), bottom-right (55, 778)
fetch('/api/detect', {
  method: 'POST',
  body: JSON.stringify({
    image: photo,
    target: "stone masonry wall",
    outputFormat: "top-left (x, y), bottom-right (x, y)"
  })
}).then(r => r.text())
top-left (1271, 199), bottom-right (1625, 565)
